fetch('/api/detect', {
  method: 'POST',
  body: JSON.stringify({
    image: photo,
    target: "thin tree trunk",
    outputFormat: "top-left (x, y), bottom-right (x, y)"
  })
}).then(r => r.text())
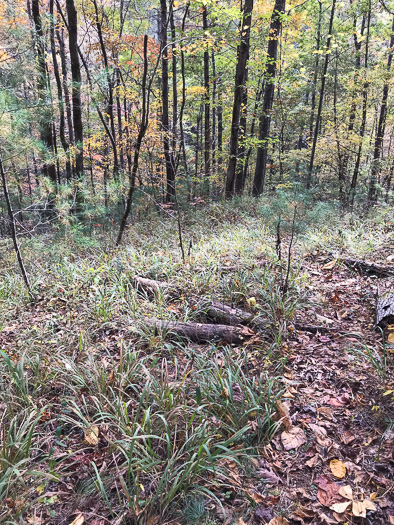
top-left (202, 5), bottom-right (211, 194)
top-left (66, 0), bottom-right (83, 181)
top-left (50, 0), bottom-right (71, 181)
top-left (31, 0), bottom-right (57, 185)
top-left (235, 68), bottom-right (248, 194)
top-left (0, 154), bottom-right (31, 294)
top-left (309, 1), bottom-right (322, 139)
top-left (179, 2), bottom-right (191, 197)
top-left (117, 36), bottom-right (159, 245)
top-left (252, 0), bottom-right (286, 196)
top-left (225, 0), bottom-right (253, 197)
top-left (368, 15), bottom-right (394, 204)
top-left (160, 0), bottom-right (176, 202)
top-left (349, 1), bottom-right (371, 205)
top-left (57, 24), bottom-right (74, 180)
top-left (92, 0), bottom-right (119, 180)
top-left (306, 0), bottom-right (336, 188)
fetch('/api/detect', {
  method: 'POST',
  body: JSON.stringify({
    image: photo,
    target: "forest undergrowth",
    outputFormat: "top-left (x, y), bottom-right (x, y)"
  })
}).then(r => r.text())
top-left (0, 198), bottom-right (393, 525)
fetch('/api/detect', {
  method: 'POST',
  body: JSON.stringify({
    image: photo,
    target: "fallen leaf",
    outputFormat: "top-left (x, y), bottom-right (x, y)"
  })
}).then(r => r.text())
top-left (257, 467), bottom-right (281, 484)
top-left (236, 519), bottom-right (248, 525)
top-left (267, 518), bottom-right (289, 525)
top-left (69, 515), bottom-right (84, 525)
top-left (306, 454), bottom-right (320, 468)
top-left (388, 333), bottom-right (394, 343)
top-left (281, 426), bottom-right (306, 450)
top-left (338, 485), bottom-right (353, 500)
top-left (352, 499), bottom-right (376, 518)
top-left (277, 400), bottom-right (292, 430)
top-left (329, 501), bottom-right (351, 513)
top-left (330, 459), bottom-right (346, 478)
top-left (341, 430), bottom-right (355, 444)
top-left (322, 260), bottom-right (337, 270)
top-left (315, 475), bottom-right (342, 507)
top-left (84, 425), bottom-right (99, 446)
top-left (308, 423), bottom-right (331, 446)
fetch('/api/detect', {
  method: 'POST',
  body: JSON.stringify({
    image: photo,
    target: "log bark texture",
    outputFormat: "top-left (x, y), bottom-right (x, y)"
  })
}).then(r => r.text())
top-left (144, 318), bottom-right (252, 344)
top-left (131, 275), bottom-right (176, 297)
top-left (376, 292), bottom-right (394, 327)
top-left (342, 258), bottom-right (394, 278)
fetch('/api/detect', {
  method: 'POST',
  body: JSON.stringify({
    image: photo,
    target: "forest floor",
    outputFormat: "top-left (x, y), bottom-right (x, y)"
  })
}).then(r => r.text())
top-left (0, 200), bottom-right (393, 525)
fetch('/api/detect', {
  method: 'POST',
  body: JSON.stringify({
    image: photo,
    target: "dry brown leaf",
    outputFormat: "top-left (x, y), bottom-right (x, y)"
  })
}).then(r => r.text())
top-left (306, 454), bottom-right (320, 468)
top-left (338, 485), bottom-right (353, 500)
top-left (315, 475), bottom-right (342, 507)
top-left (341, 430), bottom-right (355, 444)
top-left (69, 515), bottom-right (84, 525)
top-left (388, 516), bottom-right (394, 524)
top-left (322, 260), bottom-right (337, 270)
top-left (281, 426), bottom-right (306, 450)
top-left (277, 400), bottom-right (292, 430)
top-left (236, 519), bottom-right (248, 525)
top-left (267, 518), bottom-right (289, 525)
top-left (308, 423), bottom-right (331, 446)
top-left (352, 499), bottom-right (376, 518)
top-left (330, 459), bottom-right (346, 479)
top-left (147, 517), bottom-right (160, 525)
top-left (84, 425), bottom-right (99, 446)
top-left (329, 501), bottom-right (351, 513)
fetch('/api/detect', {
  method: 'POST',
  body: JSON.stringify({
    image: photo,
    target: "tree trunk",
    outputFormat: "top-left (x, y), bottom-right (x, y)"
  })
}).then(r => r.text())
top-left (0, 155), bottom-right (31, 294)
top-left (92, 0), bottom-right (119, 181)
top-left (160, 0), bottom-right (176, 202)
top-left (225, 0), bottom-right (253, 197)
top-left (66, 0), bottom-right (84, 180)
top-left (368, 15), bottom-right (394, 204)
top-left (202, 5), bottom-right (211, 194)
top-left (144, 318), bottom-right (254, 345)
top-left (309, 1), bottom-right (322, 140)
top-left (50, 0), bottom-right (71, 181)
top-left (32, 0), bottom-right (57, 185)
top-left (349, 1), bottom-right (371, 206)
top-left (306, 0), bottom-right (336, 188)
top-left (252, 0), bottom-right (285, 196)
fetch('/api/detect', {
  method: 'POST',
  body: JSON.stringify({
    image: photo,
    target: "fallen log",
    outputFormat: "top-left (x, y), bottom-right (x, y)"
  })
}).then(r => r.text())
top-left (342, 258), bottom-right (394, 278)
top-left (131, 275), bottom-right (177, 298)
top-left (376, 292), bottom-right (394, 327)
top-left (293, 323), bottom-right (336, 334)
top-left (206, 300), bottom-right (269, 332)
top-left (144, 318), bottom-right (252, 345)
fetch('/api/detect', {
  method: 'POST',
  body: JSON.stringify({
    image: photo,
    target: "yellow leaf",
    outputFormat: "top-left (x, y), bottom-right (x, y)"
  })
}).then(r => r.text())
top-left (84, 425), bottom-right (99, 446)
top-left (36, 484), bottom-right (45, 495)
top-left (388, 333), bottom-right (394, 343)
top-left (247, 297), bottom-right (257, 307)
top-left (330, 459), bottom-right (346, 478)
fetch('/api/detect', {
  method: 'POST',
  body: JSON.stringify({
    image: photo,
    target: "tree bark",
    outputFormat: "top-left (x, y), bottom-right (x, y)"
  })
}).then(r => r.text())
top-left (202, 5), bottom-right (211, 194)
top-left (0, 154), bottom-right (31, 294)
top-left (144, 318), bottom-right (254, 345)
top-left (252, 0), bottom-right (285, 196)
top-left (368, 15), bottom-right (394, 204)
top-left (31, 0), bottom-right (57, 185)
top-left (160, 0), bottom-right (176, 202)
top-left (66, 0), bottom-right (84, 180)
top-left (306, 0), bottom-right (336, 189)
top-left (50, 0), bottom-right (71, 181)
top-left (349, 1), bottom-right (371, 206)
top-left (225, 0), bottom-right (253, 197)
